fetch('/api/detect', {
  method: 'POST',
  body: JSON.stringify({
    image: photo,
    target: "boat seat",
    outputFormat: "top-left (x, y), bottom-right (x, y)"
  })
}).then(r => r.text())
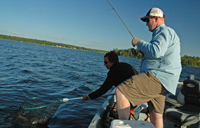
top-left (165, 75), bottom-right (200, 128)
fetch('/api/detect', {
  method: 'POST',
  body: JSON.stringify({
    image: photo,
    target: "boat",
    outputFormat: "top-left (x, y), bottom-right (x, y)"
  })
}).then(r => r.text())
top-left (88, 93), bottom-right (154, 128)
top-left (88, 91), bottom-right (115, 128)
top-left (88, 77), bottom-right (200, 128)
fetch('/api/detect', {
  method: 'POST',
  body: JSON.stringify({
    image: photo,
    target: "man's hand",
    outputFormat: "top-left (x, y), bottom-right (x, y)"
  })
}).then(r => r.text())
top-left (82, 95), bottom-right (89, 101)
top-left (132, 38), bottom-right (141, 47)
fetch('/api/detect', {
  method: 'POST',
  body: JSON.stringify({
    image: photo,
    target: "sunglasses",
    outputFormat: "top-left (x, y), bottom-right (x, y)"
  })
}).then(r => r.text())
top-left (104, 61), bottom-right (109, 64)
top-left (146, 18), bottom-right (150, 23)
top-left (146, 17), bottom-right (156, 23)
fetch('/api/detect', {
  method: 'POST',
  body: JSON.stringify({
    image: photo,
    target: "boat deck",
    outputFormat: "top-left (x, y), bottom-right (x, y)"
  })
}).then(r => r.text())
top-left (89, 94), bottom-right (200, 128)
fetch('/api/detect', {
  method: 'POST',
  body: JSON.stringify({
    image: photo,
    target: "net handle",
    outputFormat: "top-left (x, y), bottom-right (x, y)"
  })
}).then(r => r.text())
top-left (63, 97), bottom-right (82, 102)
top-left (62, 93), bottom-right (115, 102)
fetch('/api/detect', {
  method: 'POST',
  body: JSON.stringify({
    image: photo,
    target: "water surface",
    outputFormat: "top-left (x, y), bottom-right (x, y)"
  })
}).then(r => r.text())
top-left (0, 39), bottom-right (200, 128)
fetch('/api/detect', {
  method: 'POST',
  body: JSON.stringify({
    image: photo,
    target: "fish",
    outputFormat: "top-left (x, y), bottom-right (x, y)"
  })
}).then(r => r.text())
top-left (32, 116), bottom-right (49, 125)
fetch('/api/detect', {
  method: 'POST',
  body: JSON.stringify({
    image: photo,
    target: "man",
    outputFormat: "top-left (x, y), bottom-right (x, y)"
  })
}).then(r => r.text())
top-left (115, 7), bottom-right (182, 128)
top-left (82, 51), bottom-right (138, 100)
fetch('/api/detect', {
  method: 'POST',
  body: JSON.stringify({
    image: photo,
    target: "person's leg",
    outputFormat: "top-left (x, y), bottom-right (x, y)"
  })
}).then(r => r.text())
top-left (146, 114), bottom-right (151, 122)
top-left (116, 72), bottom-right (156, 120)
top-left (150, 109), bottom-right (163, 128)
top-left (115, 88), bottom-right (130, 120)
top-left (116, 72), bottom-right (168, 124)
top-left (148, 86), bottom-right (168, 128)
top-left (145, 108), bottom-right (151, 122)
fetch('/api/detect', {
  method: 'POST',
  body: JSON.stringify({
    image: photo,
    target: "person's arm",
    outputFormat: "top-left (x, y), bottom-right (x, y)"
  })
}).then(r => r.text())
top-left (137, 28), bottom-right (169, 58)
top-left (82, 71), bottom-right (115, 100)
top-left (88, 76), bottom-right (114, 99)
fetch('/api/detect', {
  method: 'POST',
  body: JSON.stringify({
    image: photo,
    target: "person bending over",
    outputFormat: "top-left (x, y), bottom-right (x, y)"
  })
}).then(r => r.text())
top-left (82, 51), bottom-right (138, 100)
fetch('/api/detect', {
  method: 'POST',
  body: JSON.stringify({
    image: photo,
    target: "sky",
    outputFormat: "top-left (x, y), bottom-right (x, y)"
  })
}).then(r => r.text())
top-left (0, 0), bottom-right (199, 57)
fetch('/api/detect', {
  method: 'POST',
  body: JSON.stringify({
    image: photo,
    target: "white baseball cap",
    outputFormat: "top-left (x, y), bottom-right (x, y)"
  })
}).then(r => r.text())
top-left (141, 7), bottom-right (164, 22)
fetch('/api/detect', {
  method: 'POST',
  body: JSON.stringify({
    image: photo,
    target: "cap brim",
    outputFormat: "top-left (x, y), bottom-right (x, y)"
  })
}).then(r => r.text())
top-left (140, 16), bottom-right (149, 22)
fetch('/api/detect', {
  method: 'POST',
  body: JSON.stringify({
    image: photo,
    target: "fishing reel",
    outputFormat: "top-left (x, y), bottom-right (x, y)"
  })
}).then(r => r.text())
top-left (131, 48), bottom-right (144, 58)
top-left (131, 48), bottom-right (138, 56)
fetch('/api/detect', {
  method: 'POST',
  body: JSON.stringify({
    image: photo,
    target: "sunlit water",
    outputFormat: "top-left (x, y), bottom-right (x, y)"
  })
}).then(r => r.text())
top-left (0, 39), bottom-right (200, 128)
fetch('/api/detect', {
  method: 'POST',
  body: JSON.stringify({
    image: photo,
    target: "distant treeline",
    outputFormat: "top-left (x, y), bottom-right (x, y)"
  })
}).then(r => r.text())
top-left (113, 49), bottom-right (200, 67)
top-left (0, 34), bottom-right (108, 53)
top-left (181, 55), bottom-right (200, 67)
top-left (0, 34), bottom-right (199, 67)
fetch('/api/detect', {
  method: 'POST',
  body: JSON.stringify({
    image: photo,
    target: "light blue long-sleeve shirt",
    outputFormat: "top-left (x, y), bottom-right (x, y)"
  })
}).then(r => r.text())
top-left (138, 24), bottom-right (182, 95)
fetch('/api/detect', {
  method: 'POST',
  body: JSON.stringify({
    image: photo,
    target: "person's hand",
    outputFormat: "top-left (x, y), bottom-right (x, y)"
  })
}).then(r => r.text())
top-left (82, 95), bottom-right (89, 101)
top-left (132, 38), bottom-right (141, 47)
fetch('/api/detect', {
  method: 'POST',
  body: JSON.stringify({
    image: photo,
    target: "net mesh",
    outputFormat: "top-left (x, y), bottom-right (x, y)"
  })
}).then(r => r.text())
top-left (12, 97), bottom-right (62, 127)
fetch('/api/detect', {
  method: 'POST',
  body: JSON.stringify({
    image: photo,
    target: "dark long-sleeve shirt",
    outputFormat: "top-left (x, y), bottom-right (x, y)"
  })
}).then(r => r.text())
top-left (88, 62), bottom-right (138, 99)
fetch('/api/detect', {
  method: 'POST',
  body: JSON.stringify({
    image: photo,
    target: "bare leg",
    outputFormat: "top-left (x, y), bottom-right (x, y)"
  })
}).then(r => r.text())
top-left (150, 109), bottom-right (163, 128)
top-left (115, 88), bottom-right (130, 120)
top-left (146, 113), bottom-right (151, 122)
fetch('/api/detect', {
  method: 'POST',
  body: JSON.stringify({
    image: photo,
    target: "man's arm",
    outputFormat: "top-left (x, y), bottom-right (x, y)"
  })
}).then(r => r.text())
top-left (82, 71), bottom-right (115, 100)
top-left (138, 29), bottom-right (169, 58)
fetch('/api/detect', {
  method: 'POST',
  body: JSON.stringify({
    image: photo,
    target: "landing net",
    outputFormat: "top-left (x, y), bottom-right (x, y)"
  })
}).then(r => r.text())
top-left (12, 97), bottom-right (62, 127)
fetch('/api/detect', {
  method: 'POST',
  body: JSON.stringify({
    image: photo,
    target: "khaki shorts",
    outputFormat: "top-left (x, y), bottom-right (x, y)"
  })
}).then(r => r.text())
top-left (118, 72), bottom-right (168, 114)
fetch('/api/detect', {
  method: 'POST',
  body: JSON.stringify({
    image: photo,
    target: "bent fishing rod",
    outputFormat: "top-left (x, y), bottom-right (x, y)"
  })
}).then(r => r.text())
top-left (107, 0), bottom-right (138, 56)
top-left (107, 0), bottom-right (134, 39)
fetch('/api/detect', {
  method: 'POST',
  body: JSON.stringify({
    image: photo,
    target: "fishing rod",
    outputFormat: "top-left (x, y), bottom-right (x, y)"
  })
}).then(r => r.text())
top-left (107, 0), bottom-right (134, 39)
top-left (107, 0), bottom-right (138, 56)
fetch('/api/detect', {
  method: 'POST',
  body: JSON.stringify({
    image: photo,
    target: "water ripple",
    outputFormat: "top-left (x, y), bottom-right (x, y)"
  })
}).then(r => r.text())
top-left (0, 39), bottom-right (200, 128)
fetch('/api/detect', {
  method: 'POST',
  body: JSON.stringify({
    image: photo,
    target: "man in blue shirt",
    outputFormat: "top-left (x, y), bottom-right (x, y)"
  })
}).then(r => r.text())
top-left (115, 7), bottom-right (182, 128)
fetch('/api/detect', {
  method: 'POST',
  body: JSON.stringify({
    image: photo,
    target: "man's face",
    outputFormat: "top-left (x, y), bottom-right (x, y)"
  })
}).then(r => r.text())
top-left (146, 17), bottom-right (157, 32)
top-left (104, 57), bottom-right (113, 69)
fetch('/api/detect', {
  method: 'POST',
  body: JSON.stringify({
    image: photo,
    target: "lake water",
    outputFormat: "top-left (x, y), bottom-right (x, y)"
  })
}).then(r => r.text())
top-left (0, 39), bottom-right (200, 128)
